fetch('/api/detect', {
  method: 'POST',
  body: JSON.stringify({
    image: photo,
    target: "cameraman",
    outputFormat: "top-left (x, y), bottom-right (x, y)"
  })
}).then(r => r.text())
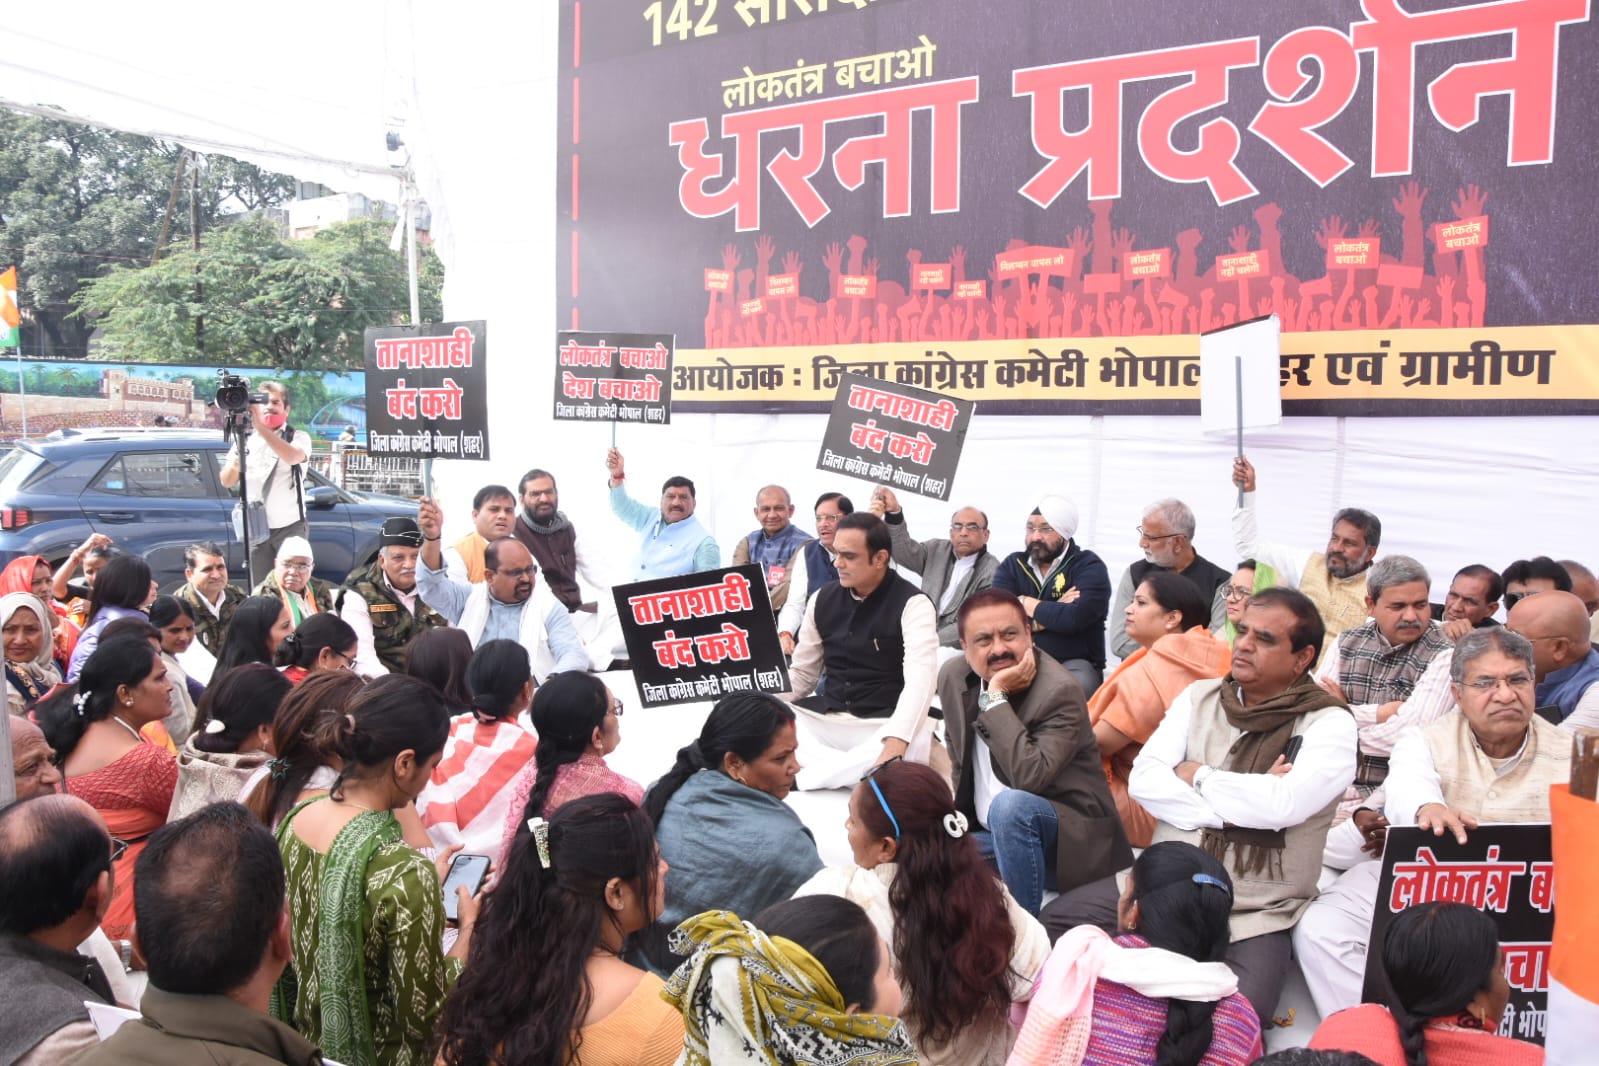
top-left (218, 381), bottom-right (311, 584)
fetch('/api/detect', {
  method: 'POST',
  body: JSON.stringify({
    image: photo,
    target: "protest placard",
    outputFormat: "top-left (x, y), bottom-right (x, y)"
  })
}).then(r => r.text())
top-left (553, 331), bottom-right (674, 427)
top-left (1365, 825), bottom-right (1554, 1045)
top-left (364, 321), bottom-right (489, 460)
top-left (816, 372), bottom-right (973, 502)
top-left (614, 564), bottom-right (789, 709)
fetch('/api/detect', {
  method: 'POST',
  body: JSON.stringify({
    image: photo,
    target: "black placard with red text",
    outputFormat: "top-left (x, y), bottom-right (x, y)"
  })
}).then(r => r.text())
top-left (1364, 825), bottom-right (1554, 1045)
top-left (364, 321), bottom-right (489, 459)
top-left (817, 372), bottom-right (972, 501)
top-left (553, 330), bottom-right (675, 426)
top-left (614, 564), bottom-right (789, 708)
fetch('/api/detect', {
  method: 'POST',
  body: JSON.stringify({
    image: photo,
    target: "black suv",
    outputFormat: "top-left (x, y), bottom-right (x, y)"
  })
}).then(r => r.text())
top-left (0, 427), bottom-right (416, 591)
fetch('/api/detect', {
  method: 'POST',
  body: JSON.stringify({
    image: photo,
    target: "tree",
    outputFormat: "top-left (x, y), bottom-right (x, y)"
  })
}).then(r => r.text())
top-left (73, 214), bottom-right (444, 370)
top-left (0, 110), bottom-right (297, 358)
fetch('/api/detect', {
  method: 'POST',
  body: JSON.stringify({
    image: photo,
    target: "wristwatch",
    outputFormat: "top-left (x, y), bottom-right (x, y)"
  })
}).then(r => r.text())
top-left (1192, 764), bottom-right (1216, 791)
top-left (977, 689), bottom-right (1009, 712)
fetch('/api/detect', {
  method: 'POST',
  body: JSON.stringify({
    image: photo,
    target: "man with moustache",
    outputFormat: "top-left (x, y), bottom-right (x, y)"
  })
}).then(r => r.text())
top-left (1314, 556), bottom-right (1453, 817)
top-left (511, 468), bottom-right (621, 670)
top-left (783, 513), bottom-right (937, 788)
top-left (937, 588), bottom-right (1131, 916)
top-left (338, 517), bottom-right (449, 676)
top-left (1108, 498), bottom-right (1232, 659)
top-left (730, 485), bottom-right (812, 615)
top-left (416, 498), bottom-right (588, 679)
top-left (1429, 564), bottom-right (1503, 637)
top-left (993, 494), bottom-right (1112, 697)
top-left (175, 542), bottom-right (247, 658)
top-left (1231, 455), bottom-right (1381, 649)
top-left (604, 448), bottom-right (719, 581)
top-left (443, 485), bottom-right (518, 585)
top-left (872, 485), bottom-right (999, 650)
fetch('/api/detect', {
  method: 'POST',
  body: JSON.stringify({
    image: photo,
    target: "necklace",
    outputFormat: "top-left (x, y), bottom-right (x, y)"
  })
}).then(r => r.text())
top-left (108, 715), bottom-right (143, 742)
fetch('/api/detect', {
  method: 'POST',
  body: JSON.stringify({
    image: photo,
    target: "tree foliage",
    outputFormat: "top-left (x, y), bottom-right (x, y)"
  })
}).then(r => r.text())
top-left (73, 214), bottom-right (443, 371)
top-left (0, 109), bottom-right (297, 358)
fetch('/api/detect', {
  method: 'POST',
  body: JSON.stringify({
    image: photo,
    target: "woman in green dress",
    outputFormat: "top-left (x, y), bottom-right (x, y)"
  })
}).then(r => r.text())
top-left (274, 673), bottom-right (480, 1066)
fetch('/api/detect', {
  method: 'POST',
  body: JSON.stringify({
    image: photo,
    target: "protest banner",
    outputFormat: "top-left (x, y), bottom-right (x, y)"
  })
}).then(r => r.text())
top-left (1365, 825), bottom-right (1554, 1045)
top-left (553, 331), bottom-right (674, 430)
top-left (614, 563), bottom-right (789, 709)
top-left (364, 321), bottom-right (489, 460)
top-left (817, 372), bottom-right (973, 502)
top-left (559, 1), bottom-right (1599, 416)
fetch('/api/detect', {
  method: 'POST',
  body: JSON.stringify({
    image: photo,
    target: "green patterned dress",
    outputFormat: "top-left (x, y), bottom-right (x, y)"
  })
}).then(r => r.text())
top-left (276, 802), bottom-right (463, 1066)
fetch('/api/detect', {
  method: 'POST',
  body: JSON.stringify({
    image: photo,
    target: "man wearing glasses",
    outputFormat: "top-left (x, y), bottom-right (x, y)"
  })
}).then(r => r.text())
top-left (416, 497), bottom-right (588, 680)
top-left (869, 486), bottom-right (996, 655)
top-left (992, 493), bottom-right (1112, 697)
top-left (1293, 627), bottom-right (1571, 1019)
top-left (1108, 498), bottom-right (1232, 660)
top-left (0, 794), bottom-right (121, 1065)
top-left (338, 517), bottom-right (450, 676)
top-left (252, 537), bottom-right (334, 622)
top-left (777, 492), bottom-right (855, 656)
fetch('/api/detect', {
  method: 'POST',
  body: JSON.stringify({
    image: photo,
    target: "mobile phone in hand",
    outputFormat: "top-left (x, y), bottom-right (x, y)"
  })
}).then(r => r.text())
top-left (441, 853), bottom-right (491, 921)
top-left (1281, 735), bottom-right (1304, 765)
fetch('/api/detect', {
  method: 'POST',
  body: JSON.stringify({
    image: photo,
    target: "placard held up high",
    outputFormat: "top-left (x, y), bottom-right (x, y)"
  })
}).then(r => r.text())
top-left (817, 373), bottom-right (974, 502)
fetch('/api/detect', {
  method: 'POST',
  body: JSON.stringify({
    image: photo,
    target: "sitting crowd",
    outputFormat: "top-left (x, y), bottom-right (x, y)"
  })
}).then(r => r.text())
top-left (1, 445), bottom-right (1590, 1066)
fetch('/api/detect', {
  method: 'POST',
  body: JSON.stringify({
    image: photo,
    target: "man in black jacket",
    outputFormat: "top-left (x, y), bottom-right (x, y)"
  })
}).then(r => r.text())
top-left (993, 493), bottom-right (1112, 697)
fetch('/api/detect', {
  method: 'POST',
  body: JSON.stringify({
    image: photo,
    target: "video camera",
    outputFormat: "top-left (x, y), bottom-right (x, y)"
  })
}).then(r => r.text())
top-left (215, 370), bottom-right (269, 414)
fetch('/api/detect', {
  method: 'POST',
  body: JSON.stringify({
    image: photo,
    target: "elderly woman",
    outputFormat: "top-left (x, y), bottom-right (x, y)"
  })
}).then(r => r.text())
top-left (253, 535), bottom-right (335, 623)
top-left (1, 592), bottom-right (61, 713)
top-left (1089, 570), bottom-right (1229, 847)
top-left (0, 554), bottom-right (79, 670)
top-left (1293, 626), bottom-right (1571, 1019)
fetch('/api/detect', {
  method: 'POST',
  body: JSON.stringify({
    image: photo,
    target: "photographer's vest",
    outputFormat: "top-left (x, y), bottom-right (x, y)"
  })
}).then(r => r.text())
top-left (338, 563), bottom-right (449, 673)
top-left (1150, 678), bottom-right (1347, 942)
top-left (811, 571), bottom-right (923, 718)
top-left (1423, 712), bottom-right (1569, 823)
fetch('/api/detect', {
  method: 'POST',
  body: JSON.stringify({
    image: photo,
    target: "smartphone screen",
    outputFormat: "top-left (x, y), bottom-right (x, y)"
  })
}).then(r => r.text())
top-left (441, 853), bottom-right (491, 921)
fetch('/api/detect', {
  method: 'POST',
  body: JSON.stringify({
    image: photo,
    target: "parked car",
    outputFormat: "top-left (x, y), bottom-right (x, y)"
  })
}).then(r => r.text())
top-left (0, 427), bottom-right (417, 593)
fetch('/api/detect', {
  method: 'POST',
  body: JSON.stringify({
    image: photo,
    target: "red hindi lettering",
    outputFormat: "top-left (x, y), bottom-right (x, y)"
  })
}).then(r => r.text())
top-left (385, 380), bottom-right (419, 420)
top-left (885, 430), bottom-right (937, 465)
top-left (1501, 941), bottom-right (1551, 993)
top-left (417, 378), bottom-right (465, 420)
top-left (651, 629), bottom-right (698, 670)
top-left (849, 418), bottom-right (890, 453)
top-left (1248, 26), bottom-right (1360, 187)
top-left (1352, 0), bottom-right (1589, 176)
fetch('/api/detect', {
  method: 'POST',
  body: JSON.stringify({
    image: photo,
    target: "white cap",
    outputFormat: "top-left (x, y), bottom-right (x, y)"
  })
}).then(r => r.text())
top-left (276, 536), bottom-right (314, 564)
top-left (1034, 494), bottom-right (1079, 541)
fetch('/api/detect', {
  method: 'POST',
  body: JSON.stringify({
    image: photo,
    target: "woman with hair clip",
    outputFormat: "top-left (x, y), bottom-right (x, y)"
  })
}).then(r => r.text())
top-left (1089, 570), bottom-right (1230, 847)
top-left (1, 591), bottom-right (60, 715)
top-left (796, 757), bottom-right (1049, 1064)
top-left (276, 611), bottom-right (359, 683)
top-left (642, 692), bottom-right (822, 972)
top-left (241, 669), bottom-right (366, 828)
top-left (1309, 901), bottom-right (1536, 1066)
top-left (215, 594), bottom-right (294, 678)
top-left (1011, 841), bottom-right (1262, 1066)
top-left (274, 673), bottom-right (476, 1066)
top-left (664, 895), bottom-right (915, 1066)
top-left (497, 672), bottom-right (642, 869)
top-left (32, 636), bottom-right (176, 943)
top-left (168, 661), bottom-right (292, 819)
top-left (420, 639), bottom-right (538, 854)
top-left (437, 792), bottom-right (682, 1066)
top-left (406, 626), bottom-right (475, 713)
top-left (148, 594), bottom-right (206, 741)
top-left (66, 553), bottom-right (154, 681)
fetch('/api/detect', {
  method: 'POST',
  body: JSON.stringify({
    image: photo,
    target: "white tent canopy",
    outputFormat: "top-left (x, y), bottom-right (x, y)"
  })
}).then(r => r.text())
top-left (6, 2), bottom-right (1597, 613)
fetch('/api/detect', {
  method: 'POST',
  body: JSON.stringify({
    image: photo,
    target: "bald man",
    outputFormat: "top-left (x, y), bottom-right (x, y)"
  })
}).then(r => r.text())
top-left (1558, 559), bottom-right (1599, 643)
top-left (731, 485), bottom-right (812, 613)
top-left (8, 715), bottom-right (62, 800)
top-left (1507, 590), bottom-right (1599, 731)
top-left (0, 795), bottom-right (117, 1065)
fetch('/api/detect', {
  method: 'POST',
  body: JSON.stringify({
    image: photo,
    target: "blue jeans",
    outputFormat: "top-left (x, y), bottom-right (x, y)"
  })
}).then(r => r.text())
top-left (972, 789), bottom-right (1058, 916)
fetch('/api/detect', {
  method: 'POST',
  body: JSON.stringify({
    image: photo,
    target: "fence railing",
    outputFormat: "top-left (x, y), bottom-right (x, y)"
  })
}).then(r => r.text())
top-left (310, 445), bottom-right (424, 498)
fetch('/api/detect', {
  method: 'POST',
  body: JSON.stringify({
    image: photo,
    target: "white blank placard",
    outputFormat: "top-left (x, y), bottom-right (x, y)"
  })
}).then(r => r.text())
top-left (1200, 314), bottom-right (1283, 434)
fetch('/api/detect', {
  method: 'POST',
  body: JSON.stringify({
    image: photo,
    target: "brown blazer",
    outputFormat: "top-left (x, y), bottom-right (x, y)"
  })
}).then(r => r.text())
top-left (938, 648), bottom-right (1132, 894)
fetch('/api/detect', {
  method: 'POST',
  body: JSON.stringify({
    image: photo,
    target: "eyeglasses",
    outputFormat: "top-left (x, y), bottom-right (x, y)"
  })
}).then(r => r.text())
top-left (815, 513), bottom-right (843, 526)
top-left (492, 566), bottom-right (536, 579)
top-left (1462, 674), bottom-right (1535, 692)
top-left (1503, 590), bottom-right (1541, 610)
top-left (1024, 522), bottom-right (1056, 535)
top-left (949, 522), bottom-right (987, 533)
top-left (1137, 526), bottom-right (1180, 542)
top-left (1223, 584), bottom-right (1254, 600)
top-left (860, 755), bottom-right (904, 839)
top-left (609, 697), bottom-right (624, 717)
top-left (337, 650), bottom-right (357, 671)
top-left (110, 837), bottom-right (130, 864)
top-left (280, 561), bottom-right (312, 573)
